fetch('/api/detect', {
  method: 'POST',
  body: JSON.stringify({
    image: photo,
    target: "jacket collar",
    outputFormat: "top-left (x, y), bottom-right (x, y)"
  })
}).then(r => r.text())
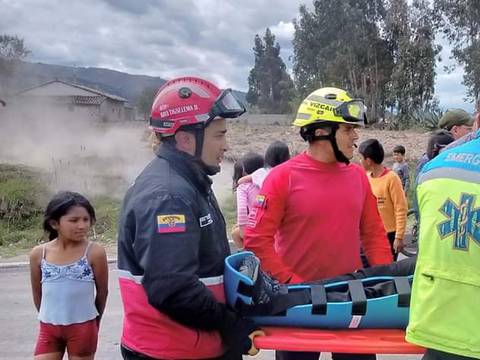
top-left (156, 144), bottom-right (212, 194)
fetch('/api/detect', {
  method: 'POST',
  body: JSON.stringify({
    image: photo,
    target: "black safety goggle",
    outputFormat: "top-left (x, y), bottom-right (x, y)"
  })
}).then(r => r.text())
top-left (334, 100), bottom-right (367, 123)
top-left (209, 89), bottom-right (246, 119)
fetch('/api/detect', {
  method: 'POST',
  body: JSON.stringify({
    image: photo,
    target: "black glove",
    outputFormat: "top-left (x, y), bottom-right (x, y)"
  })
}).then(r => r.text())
top-left (219, 309), bottom-right (259, 355)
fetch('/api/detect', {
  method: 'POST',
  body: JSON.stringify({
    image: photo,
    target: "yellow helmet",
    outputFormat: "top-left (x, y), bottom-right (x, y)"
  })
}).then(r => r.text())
top-left (293, 87), bottom-right (366, 127)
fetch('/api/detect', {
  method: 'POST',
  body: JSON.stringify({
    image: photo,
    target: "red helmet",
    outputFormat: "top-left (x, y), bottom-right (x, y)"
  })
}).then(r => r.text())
top-left (150, 76), bottom-right (246, 135)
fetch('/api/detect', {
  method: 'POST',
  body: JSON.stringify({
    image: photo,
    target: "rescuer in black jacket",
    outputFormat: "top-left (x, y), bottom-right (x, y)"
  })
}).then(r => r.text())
top-left (117, 77), bottom-right (263, 360)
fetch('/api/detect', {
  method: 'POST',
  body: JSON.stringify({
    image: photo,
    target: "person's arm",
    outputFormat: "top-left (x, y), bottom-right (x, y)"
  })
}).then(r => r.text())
top-left (360, 173), bottom-right (393, 266)
top-left (389, 173), bottom-right (408, 252)
top-left (29, 246), bottom-right (42, 312)
top-left (244, 167), bottom-right (295, 283)
top-left (90, 243), bottom-right (109, 323)
top-left (135, 195), bottom-right (258, 354)
top-left (236, 183), bottom-right (250, 227)
top-left (237, 174), bottom-right (252, 185)
top-left (403, 164), bottom-right (410, 194)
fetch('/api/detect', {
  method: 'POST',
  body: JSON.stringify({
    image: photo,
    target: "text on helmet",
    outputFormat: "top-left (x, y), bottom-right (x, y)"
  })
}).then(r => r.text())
top-left (160, 104), bottom-right (199, 118)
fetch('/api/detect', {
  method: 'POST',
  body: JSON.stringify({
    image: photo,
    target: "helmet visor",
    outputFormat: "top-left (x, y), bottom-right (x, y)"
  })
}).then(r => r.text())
top-left (334, 100), bottom-right (366, 124)
top-left (211, 89), bottom-right (246, 119)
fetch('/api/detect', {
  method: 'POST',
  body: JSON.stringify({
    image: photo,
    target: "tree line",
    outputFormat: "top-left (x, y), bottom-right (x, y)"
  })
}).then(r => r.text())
top-left (2, 0), bottom-right (479, 123)
top-left (247, 0), bottom-right (480, 125)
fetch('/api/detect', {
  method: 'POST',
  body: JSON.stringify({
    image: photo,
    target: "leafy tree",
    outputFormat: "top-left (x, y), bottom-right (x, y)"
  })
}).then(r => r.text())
top-left (0, 35), bottom-right (30, 60)
top-left (0, 34), bottom-right (30, 94)
top-left (292, 0), bottom-right (393, 121)
top-left (136, 86), bottom-right (158, 120)
top-left (385, 0), bottom-right (440, 119)
top-left (246, 28), bottom-right (295, 114)
top-left (434, 0), bottom-right (480, 100)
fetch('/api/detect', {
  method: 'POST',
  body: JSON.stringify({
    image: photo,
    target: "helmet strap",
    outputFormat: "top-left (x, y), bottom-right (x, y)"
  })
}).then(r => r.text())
top-left (193, 127), bottom-right (220, 176)
top-left (300, 123), bottom-right (350, 165)
top-left (328, 126), bottom-right (350, 165)
top-left (194, 128), bottom-right (204, 158)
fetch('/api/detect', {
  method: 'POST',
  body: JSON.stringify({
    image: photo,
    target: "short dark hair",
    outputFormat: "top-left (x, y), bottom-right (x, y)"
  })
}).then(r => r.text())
top-left (43, 191), bottom-right (96, 241)
top-left (232, 159), bottom-right (244, 191)
top-left (393, 145), bottom-right (406, 155)
top-left (265, 141), bottom-right (290, 168)
top-left (358, 138), bottom-right (384, 164)
top-left (299, 122), bottom-right (336, 143)
top-left (232, 152), bottom-right (264, 190)
top-left (426, 129), bottom-right (454, 160)
top-left (241, 152), bottom-right (264, 175)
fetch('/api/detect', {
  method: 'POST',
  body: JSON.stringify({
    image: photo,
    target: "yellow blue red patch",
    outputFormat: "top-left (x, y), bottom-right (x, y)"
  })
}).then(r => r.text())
top-left (255, 194), bottom-right (267, 208)
top-left (157, 214), bottom-right (186, 233)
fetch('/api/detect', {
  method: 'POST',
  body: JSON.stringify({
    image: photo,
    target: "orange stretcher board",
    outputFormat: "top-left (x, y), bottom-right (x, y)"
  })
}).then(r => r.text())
top-left (254, 327), bottom-right (426, 354)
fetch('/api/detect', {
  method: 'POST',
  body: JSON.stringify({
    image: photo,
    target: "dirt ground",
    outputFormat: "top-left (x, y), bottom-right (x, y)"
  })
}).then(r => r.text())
top-left (225, 122), bottom-right (429, 165)
top-left (0, 122), bottom-right (430, 263)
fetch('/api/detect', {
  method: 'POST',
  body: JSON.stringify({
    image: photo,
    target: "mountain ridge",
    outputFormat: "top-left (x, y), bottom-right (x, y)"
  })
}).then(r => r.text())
top-left (4, 61), bottom-right (246, 105)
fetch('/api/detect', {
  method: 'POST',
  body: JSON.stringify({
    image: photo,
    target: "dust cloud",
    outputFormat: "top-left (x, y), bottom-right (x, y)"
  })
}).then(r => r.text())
top-left (0, 99), bottom-right (155, 199)
top-left (0, 100), bottom-right (235, 203)
top-left (212, 160), bottom-right (234, 205)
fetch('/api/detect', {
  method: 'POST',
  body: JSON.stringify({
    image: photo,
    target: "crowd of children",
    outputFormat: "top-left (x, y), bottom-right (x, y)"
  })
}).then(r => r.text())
top-left (231, 141), bottom-right (290, 249)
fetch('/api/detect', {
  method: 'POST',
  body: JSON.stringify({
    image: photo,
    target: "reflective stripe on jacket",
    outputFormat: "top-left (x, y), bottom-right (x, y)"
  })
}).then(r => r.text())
top-left (406, 131), bottom-right (480, 358)
top-left (117, 145), bottom-right (230, 359)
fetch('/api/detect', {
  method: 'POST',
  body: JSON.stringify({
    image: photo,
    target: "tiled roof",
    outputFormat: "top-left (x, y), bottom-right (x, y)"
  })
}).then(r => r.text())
top-left (72, 95), bottom-right (105, 105)
top-left (17, 80), bottom-right (127, 102)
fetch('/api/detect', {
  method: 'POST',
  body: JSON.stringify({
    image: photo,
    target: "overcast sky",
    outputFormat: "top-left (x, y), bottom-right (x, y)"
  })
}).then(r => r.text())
top-left (0, 0), bottom-right (474, 111)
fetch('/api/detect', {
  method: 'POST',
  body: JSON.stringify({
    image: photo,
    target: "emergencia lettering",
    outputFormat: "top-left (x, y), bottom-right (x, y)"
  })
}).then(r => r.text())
top-left (445, 152), bottom-right (480, 166)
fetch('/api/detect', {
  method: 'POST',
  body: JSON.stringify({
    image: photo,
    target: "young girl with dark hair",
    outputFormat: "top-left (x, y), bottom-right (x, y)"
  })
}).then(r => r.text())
top-left (238, 140), bottom-right (290, 188)
top-left (231, 152), bottom-right (264, 249)
top-left (29, 191), bottom-right (108, 360)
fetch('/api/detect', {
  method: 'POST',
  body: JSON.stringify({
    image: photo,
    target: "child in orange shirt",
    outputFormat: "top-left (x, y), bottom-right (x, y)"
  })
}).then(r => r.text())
top-left (359, 139), bottom-right (407, 260)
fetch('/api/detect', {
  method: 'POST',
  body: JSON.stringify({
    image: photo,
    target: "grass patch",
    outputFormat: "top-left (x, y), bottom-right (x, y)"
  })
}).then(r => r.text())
top-left (0, 164), bottom-right (121, 258)
top-left (0, 164), bottom-right (50, 254)
top-left (220, 192), bottom-right (237, 237)
top-left (91, 196), bottom-right (121, 244)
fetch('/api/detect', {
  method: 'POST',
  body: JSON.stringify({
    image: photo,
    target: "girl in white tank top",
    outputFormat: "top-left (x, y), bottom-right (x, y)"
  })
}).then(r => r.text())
top-left (29, 191), bottom-right (108, 360)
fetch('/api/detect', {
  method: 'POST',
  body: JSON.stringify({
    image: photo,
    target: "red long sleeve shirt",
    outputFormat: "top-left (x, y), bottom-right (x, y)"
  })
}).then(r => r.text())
top-left (244, 152), bottom-right (392, 284)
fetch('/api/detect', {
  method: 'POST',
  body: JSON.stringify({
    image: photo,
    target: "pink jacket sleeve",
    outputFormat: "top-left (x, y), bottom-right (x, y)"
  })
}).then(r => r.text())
top-left (244, 167), bottom-right (295, 283)
top-left (236, 183), bottom-right (250, 226)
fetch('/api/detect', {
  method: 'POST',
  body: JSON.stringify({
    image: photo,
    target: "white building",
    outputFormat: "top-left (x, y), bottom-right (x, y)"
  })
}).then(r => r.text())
top-left (13, 80), bottom-right (133, 122)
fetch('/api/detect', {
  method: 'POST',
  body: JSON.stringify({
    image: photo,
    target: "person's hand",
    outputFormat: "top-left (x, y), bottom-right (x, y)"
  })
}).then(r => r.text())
top-left (393, 238), bottom-right (404, 253)
top-left (248, 330), bottom-right (266, 356)
top-left (237, 174), bottom-right (252, 185)
top-left (220, 315), bottom-right (260, 356)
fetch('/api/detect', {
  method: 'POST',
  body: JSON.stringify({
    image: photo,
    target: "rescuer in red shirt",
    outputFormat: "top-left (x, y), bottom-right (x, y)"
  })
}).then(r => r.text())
top-left (244, 87), bottom-right (393, 360)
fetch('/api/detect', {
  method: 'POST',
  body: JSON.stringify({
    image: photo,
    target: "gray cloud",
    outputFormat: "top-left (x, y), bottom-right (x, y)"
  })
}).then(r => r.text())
top-left (0, 0), bottom-right (300, 90)
top-left (434, 36), bottom-right (473, 112)
top-left (101, 0), bottom-right (160, 15)
top-left (0, 0), bottom-right (470, 107)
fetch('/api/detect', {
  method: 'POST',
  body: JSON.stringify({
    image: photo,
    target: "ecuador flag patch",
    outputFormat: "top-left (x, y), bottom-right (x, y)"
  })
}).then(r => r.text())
top-left (157, 214), bottom-right (186, 233)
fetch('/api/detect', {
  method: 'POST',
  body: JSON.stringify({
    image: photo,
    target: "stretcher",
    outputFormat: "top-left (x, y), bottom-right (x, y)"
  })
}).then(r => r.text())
top-left (225, 252), bottom-right (424, 354)
top-left (253, 327), bottom-right (425, 354)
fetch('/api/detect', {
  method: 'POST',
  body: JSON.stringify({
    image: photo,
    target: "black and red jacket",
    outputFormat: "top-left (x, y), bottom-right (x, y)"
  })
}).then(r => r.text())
top-left (117, 145), bottom-right (249, 359)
